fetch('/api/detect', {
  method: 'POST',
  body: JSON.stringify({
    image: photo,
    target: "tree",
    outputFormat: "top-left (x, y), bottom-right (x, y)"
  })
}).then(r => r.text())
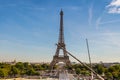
top-left (15, 62), bottom-right (25, 75)
top-left (105, 72), bottom-right (113, 79)
top-left (0, 69), bottom-right (5, 78)
top-left (0, 69), bottom-right (9, 78)
top-left (81, 71), bottom-right (90, 76)
top-left (26, 68), bottom-right (36, 75)
top-left (10, 66), bottom-right (20, 77)
top-left (75, 68), bottom-right (81, 74)
top-left (23, 62), bottom-right (30, 69)
top-left (112, 71), bottom-right (119, 79)
top-left (41, 64), bottom-right (50, 70)
top-left (93, 64), bottom-right (105, 75)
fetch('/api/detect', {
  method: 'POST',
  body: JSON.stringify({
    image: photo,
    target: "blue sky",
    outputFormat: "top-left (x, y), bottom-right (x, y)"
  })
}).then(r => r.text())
top-left (0, 0), bottom-right (120, 63)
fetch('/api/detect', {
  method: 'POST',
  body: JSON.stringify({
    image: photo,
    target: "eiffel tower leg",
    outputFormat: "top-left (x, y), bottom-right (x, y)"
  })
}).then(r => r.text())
top-left (50, 60), bottom-right (56, 69)
top-left (50, 56), bottom-right (58, 69)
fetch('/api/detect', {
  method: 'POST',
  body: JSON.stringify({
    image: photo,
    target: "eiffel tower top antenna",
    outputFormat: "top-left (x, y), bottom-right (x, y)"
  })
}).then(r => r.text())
top-left (59, 9), bottom-right (64, 44)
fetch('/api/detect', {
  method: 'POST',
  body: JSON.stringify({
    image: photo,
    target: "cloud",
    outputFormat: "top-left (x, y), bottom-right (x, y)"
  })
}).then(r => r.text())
top-left (96, 19), bottom-right (120, 28)
top-left (107, 0), bottom-right (120, 14)
top-left (95, 0), bottom-right (120, 29)
top-left (100, 32), bottom-right (120, 47)
top-left (95, 14), bottom-right (120, 29)
top-left (88, 5), bottom-right (93, 26)
top-left (95, 10), bottom-right (106, 29)
top-left (108, 0), bottom-right (120, 7)
top-left (100, 19), bottom-right (120, 24)
top-left (96, 17), bottom-right (102, 29)
top-left (91, 32), bottom-right (120, 48)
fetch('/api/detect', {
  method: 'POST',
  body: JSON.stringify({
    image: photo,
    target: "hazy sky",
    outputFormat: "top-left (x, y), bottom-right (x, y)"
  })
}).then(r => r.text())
top-left (0, 0), bottom-right (120, 63)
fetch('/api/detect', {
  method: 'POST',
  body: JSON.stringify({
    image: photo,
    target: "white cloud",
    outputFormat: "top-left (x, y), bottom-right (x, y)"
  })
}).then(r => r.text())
top-left (88, 5), bottom-right (93, 26)
top-left (96, 17), bottom-right (102, 29)
top-left (107, 0), bottom-right (120, 14)
top-left (96, 16), bottom-right (120, 29)
top-left (108, 0), bottom-right (120, 7)
top-left (99, 19), bottom-right (120, 24)
top-left (91, 32), bottom-right (120, 48)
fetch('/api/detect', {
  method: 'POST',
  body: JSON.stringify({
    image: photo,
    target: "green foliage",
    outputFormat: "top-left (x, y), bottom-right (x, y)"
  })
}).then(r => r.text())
top-left (0, 68), bottom-right (9, 78)
top-left (26, 68), bottom-right (36, 75)
top-left (105, 72), bottom-right (113, 79)
top-left (0, 69), bottom-right (4, 77)
top-left (66, 63), bottom-right (120, 79)
top-left (66, 64), bottom-right (90, 75)
top-left (105, 64), bottom-right (120, 79)
top-left (0, 62), bottom-right (45, 78)
top-left (0, 62), bottom-right (120, 79)
top-left (10, 66), bottom-right (20, 77)
top-left (93, 64), bottom-right (105, 75)
top-left (75, 68), bottom-right (81, 74)
top-left (41, 64), bottom-right (50, 70)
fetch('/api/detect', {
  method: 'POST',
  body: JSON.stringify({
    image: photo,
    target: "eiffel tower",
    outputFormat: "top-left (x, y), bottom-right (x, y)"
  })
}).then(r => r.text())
top-left (50, 10), bottom-right (71, 68)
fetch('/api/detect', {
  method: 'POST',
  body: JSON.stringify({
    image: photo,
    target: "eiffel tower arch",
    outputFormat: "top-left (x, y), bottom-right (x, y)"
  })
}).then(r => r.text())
top-left (50, 10), bottom-right (71, 68)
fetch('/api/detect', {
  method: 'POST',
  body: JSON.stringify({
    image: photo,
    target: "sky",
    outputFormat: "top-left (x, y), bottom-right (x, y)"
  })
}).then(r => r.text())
top-left (0, 0), bottom-right (120, 63)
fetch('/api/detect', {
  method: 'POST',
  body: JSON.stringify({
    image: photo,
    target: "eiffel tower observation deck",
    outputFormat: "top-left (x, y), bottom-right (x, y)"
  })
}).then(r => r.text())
top-left (50, 10), bottom-right (71, 69)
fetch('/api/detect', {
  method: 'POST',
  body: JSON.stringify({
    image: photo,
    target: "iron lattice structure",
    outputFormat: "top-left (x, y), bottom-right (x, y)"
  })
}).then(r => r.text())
top-left (50, 10), bottom-right (71, 68)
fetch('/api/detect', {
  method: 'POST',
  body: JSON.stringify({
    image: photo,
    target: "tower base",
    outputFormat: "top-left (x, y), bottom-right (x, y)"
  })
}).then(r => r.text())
top-left (50, 55), bottom-right (71, 69)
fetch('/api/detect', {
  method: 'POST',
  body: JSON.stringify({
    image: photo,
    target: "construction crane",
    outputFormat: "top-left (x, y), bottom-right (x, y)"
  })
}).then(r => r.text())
top-left (57, 44), bottom-right (104, 80)
top-left (86, 39), bottom-right (93, 80)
